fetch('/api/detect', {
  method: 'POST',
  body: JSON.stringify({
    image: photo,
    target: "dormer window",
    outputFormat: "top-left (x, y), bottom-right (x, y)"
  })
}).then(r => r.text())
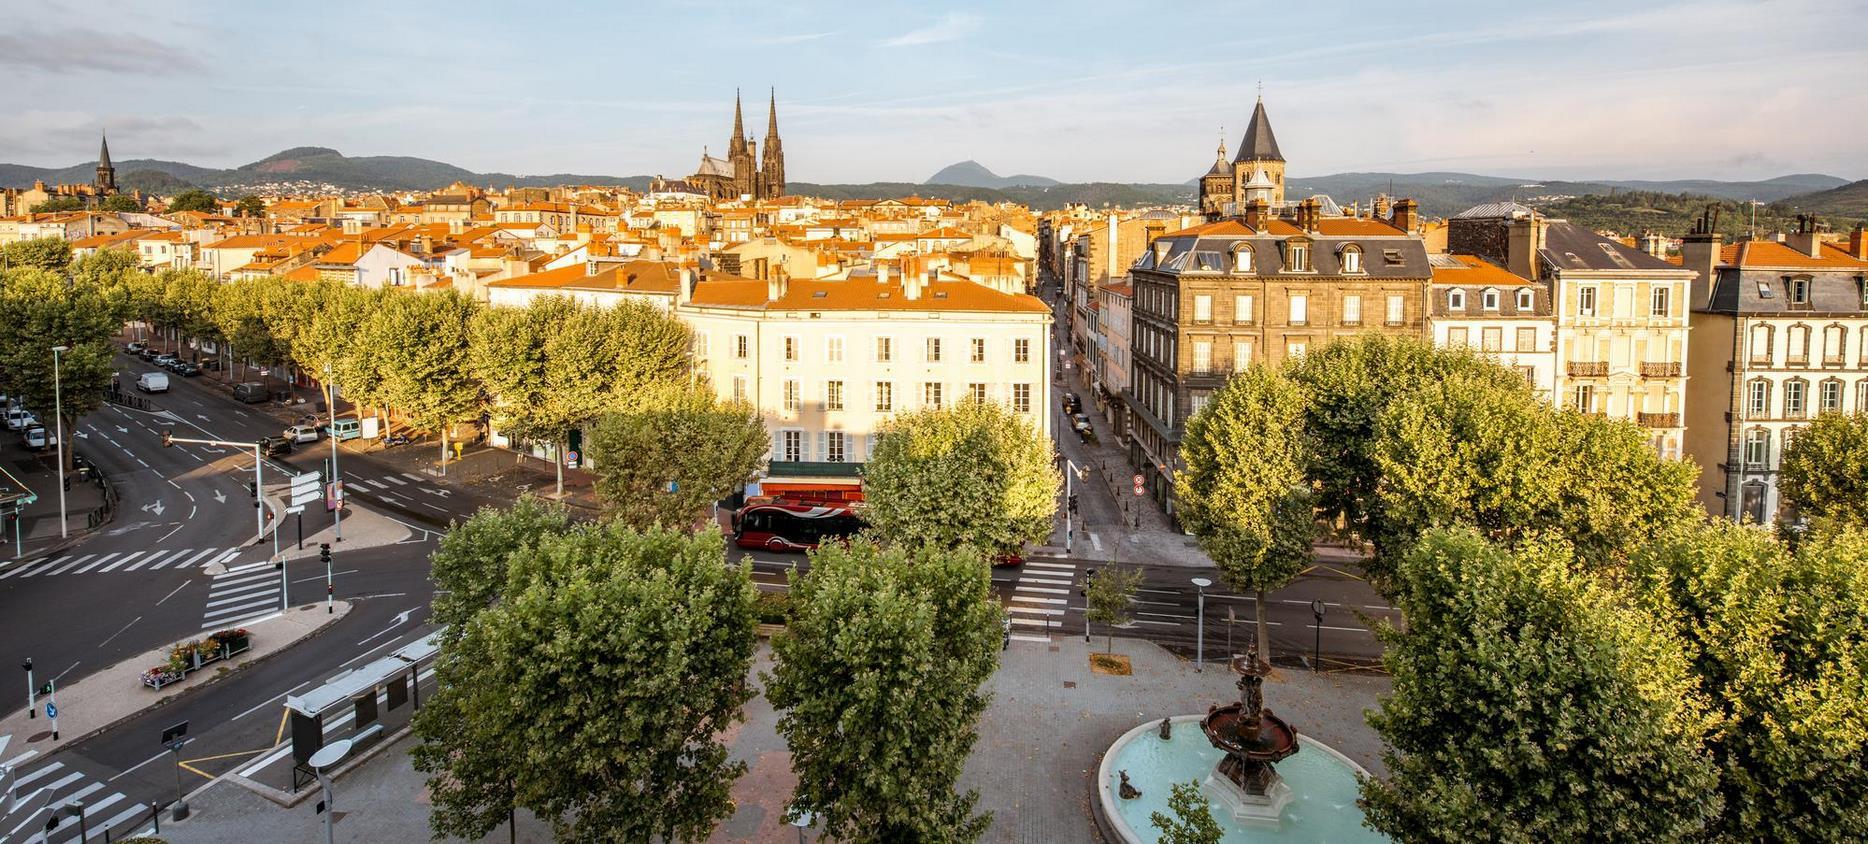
top-left (1233, 247), bottom-right (1253, 273)
top-left (1481, 288), bottom-right (1500, 311)
top-left (1340, 245), bottom-right (1363, 274)
top-left (1284, 240), bottom-right (1311, 272)
top-left (1447, 289), bottom-right (1466, 310)
top-left (1516, 288), bottom-right (1535, 310)
top-left (1789, 276), bottom-right (1811, 305)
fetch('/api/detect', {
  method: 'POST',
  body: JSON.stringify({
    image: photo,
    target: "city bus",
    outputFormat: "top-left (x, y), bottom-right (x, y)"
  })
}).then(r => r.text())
top-left (732, 500), bottom-right (867, 552)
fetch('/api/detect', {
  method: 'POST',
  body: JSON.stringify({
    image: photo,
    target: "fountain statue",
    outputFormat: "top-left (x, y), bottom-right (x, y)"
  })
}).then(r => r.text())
top-left (1198, 641), bottom-right (1300, 824)
top-left (1158, 717), bottom-right (1172, 740)
top-left (1118, 770), bottom-right (1141, 800)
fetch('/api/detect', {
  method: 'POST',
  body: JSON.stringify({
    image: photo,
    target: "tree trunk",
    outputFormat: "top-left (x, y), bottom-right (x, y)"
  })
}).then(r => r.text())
top-left (440, 429), bottom-right (449, 476)
top-left (555, 436), bottom-right (565, 498)
top-left (1255, 588), bottom-right (1270, 664)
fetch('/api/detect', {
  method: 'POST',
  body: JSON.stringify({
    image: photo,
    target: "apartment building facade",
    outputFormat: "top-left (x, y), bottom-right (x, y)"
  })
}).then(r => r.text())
top-left (1427, 253), bottom-right (1558, 398)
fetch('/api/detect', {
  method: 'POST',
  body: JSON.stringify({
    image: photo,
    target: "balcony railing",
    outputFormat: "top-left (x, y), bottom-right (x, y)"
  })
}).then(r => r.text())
top-left (1567, 361), bottom-right (1609, 377)
top-left (1824, 355), bottom-right (1845, 367)
top-left (1637, 412), bottom-right (1682, 428)
top-left (1788, 355), bottom-right (1809, 367)
top-left (1639, 362), bottom-right (1682, 378)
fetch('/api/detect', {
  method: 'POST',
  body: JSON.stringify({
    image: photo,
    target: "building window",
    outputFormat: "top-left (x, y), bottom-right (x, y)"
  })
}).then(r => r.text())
top-left (1232, 248), bottom-right (1253, 272)
top-left (1014, 338), bottom-right (1030, 363)
top-left (1747, 380), bottom-right (1770, 417)
top-left (1287, 341), bottom-right (1308, 359)
top-left (1572, 384), bottom-right (1596, 413)
top-left (1516, 327), bottom-right (1537, 352)
top-left (1013, 383), bottom-right (1031, 413)
top-left (1341, 246), bottom-right (1363, 274)
top-left (1190, 391), bottom-right (1213, 416)
top-left (1859, 379), bottom-right (1868, 412)
top-left (1233, 341), bottom-right (1253, 371)
top-left (926, 337), bottom-right (942, 362)
top-left (735, 335), bottom-right (750, 359)
top-left (1744, 429), bottom-right (1770, 468)
top-left (1785, 379), bottom-right (1807, 418)
top-left (1286, 243), bottom-right (1309, 272)
top-left (784, 336), bottom-right (799, 362)
top-left (1820, 379), bottom-right (1843, 413)
top-left (1386, 295), bottom-right (1405, 325)
top-left (1789, 276), bottom-right (1810, 305)
top-left (1578, 287), bottom-right (1597, 316)
top-left (1787, 325), bottom-right (1811, 366)
top-left (876, 336), bottom-right (894, 362)
top-left (970, 338), bottom-right (986, 363)
top-left (1448, 326), bottom-right (1469, 347)
top-left (1193, 294), bottom-right (1213, 323)
top-left (1823, 324), bottom-right (1847, 364)
top-left (1342, 295), bottom-right (1362, 326)
top-left (875, 381), bottom-right (893, 412)
top-left (1192, 341), bottom-right (1212, 373)
top-left (968, 383), bottom-right (988, 403)
top-left (1750, 325), bottom-right (1773, 364)
top-left (1651, 286), bottom-right (1670, 317)
top-left (732, 375), bottom-right (748, 402)
top-left (1481, 327), bottom-right (1503, 352)
top-left (1289, 293), bottom-right (1308, 326)
top-left (783, 378), bottom-right (800, 411)
top-left (826, 432), bottom-right (846, 463)
top-left (1234, 294), bottom-right (1255, 324)
top-left (827, 336), bottom-right (845, 363)
top-left (782, 430), bottom-right (803, 462)
top-left (924, 382), bottom-right (943, 408)
top-left (1482, 289), bottom-right (1500, 311)
top-left (826, 380), bottom-right (844, 411)
top-left (1516, 289), bottom-right (1534, 310)
top-left (1448, 289), bottom-right (1466, 310)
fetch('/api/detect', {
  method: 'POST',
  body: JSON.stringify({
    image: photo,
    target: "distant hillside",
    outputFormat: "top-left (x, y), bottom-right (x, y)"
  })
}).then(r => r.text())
top-left (925, 161), bottom-right (1059, 189)
top-left (120, 169), bottom-right (197, 195)
top-left (1533, 190), bottom-right (1863, 238)
top-left (1772, 179), bottom-right (1868, 218)
top-left (0, 148), bottom-right (654, 194)
top-left (795, 181), bottom-right (1190, 211)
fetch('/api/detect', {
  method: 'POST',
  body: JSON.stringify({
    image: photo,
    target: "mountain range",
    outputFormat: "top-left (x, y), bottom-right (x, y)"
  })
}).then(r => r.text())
top-left (0, 148), bottom-right (1857, 220)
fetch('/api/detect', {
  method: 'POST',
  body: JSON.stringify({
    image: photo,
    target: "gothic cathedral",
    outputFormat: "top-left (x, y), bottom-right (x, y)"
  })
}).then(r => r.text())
top-left (689, 90), bottom-right (786, 202)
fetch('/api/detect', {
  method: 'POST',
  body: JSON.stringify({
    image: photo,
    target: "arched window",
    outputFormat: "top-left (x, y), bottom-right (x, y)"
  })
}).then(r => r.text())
top-left (1448, 289), bottom-right (1466, 310)
top-left (1481, 288), bottom-right (1500, 310)
top-left (1340, 245), bottom-right (1363, 274)
top-left (1749, 324), bottom-right (1773, 364)
top-left (1823, 324), bottom-right (1846, 364)
top-left (1232, 246), bottom-right (1253, 273)
top-left (1787, 324), bottom-right (1811, 365)
top-left (1746, 379), bottom-right (1770, 417)
top-left (1744, 428), bottom-right (1771, 468)
top-left (1516, 288), bottom-right (1535, 310)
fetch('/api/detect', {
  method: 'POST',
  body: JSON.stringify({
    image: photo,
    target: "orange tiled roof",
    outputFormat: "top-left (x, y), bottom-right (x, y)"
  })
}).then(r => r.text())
top-left (1431, 254), bottom-right (1534, 286)
top-left (1723, 240), bottom-right (1868, 269)
top-left (688, 275), bottom-right (1049, 314)
top-left (487, 260), bottom-right (681, 294)
top-left (1161, 220), bottom-right (1256, 238)
top-left (69, 231), bottom-right (141, 249)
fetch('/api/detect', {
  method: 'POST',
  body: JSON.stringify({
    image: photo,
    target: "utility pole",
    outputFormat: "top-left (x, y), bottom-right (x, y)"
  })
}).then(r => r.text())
top-left (162, 432), bottom-right (264, 539)
top-left (51, 345), bottom-right (67, 538)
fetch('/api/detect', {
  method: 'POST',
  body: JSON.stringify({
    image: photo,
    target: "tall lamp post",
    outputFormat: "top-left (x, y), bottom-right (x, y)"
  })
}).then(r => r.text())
top-left (1310, 599), bottom-right (1327, 674)
top-left (323, 365), bottom-right (343, 542)
top-left (308, 738), bottom-right (355, 844)
top-left (51, 345), bottom-right (68, 539)
top-left (1190, 577), bottom-right (1212, 672)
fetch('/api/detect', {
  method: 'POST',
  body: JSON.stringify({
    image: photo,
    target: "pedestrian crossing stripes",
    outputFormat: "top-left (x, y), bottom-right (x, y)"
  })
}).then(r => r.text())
top-left (1005, 558), bottom-right (1079, 641)
top-left (0, 547), bottom-right (241, 580)
top-left (200, 567), bottom-right (282, 630)
top-left (0, 757), bottom-right (153, 844)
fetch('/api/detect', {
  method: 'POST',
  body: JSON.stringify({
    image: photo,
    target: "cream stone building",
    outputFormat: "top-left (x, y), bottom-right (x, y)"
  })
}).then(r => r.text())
top-left (678, 264), bottom-right (1053, 498)
top-left (1427, 253), bottom-right (1558, 399)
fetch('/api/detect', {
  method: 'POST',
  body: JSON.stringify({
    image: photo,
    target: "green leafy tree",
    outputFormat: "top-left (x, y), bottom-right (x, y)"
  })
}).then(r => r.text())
top-left (1, 237), bottom-right (72, 272)
top-left (211, 277), bottom-right (283, 378)
top-left (1150, 780), bottom-right (1224, 844)
top-left (28, 197), bottom-right (85, 214)
top-left (587, 383), bottom-right (768, 530)
top-left (1084, 564), bottom-right (1141, 655)
top-left (166, 189), bottom-right (218, 213)
top-left (1178, 365), bottom-right (1315, 658)
top-left (427, 497), bottom-right (573, 638)
top-left (1360, 529), bottom-right (1721, 843)
top-left (299, 283), bottom-right (385, 410)
top-left (861, 399), bottom-right (1058, 555)
top-left (365, 290), bottom-right (481, 468)
top-left (0, 269), bottom-right (121, 466)
top-left (766, 539), bottom-right (1001, 842)
top-left (411, 524), bottom-right (757, 843)
top-left (1780, 411), bottom-right (1868, 533)
top-left (1631, 522), bottom-right (1868, 841)
top-left (99, 194), bottom-right (142, 213)
top-left (235, 195), bottom-right (264, 218)
top-left (601, 298), bottom-right (696, 401)
top-left (71, 246), bottom-right (140, 288)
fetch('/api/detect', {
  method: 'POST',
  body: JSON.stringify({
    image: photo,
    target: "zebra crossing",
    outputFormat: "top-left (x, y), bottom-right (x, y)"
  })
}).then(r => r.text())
top-left (1006, 558), bottom-right (1076, 642)
top-left (0, 547), bottom-right (240, 580)
top-left (0, 752), bottom-right (154, 844)
top-left (200, 566), bottom-right (283, 630)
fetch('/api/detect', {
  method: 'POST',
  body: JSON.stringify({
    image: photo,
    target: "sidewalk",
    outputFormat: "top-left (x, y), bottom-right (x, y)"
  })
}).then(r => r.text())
top-left (163, 636), bottom-right (1390, 844)
top-left (272, 502), bottom-right (412, 562)
top-left (0, 443), bottom-right (112, 565)
top-left (0, 602), bottom-right (352, 753)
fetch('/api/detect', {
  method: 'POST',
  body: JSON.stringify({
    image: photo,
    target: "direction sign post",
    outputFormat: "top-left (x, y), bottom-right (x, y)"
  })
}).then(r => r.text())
top-left (162, 721), bottom-right (190, 820)
top-left (1131, 473), bottom-right (1144, 497)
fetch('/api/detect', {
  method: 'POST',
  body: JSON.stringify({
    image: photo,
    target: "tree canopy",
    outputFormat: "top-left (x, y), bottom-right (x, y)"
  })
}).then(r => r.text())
top-left (587, 382), bottom-right (767, 530)
top-left (0, 267), bottom-right (123, 436)
top-left (166, 189), bottom-right (218, 213)
top-left (1779, 411), bottom-right (1868, 534)
top-left (860, 399), bottom-right (1057, 554)
top-left (1, 237), bottom-right (72, 272)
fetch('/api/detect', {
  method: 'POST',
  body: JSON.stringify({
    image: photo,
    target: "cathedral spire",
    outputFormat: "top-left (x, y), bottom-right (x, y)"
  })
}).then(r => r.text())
top-left (1234, 96), bottom-right (1283, 163)
top-left (729, 90), bottom-right (748, 158)
top-left (99, 131), bottom-right (112, 170)
top-left (765, 87), bottom-right (779, 139)
top-left (95, 130), bottom-right (116, 193)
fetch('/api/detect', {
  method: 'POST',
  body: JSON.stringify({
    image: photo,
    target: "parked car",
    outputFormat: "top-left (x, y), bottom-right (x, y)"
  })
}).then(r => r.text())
top-left (1063, 393), bottom-right (1082, 414)
top-left (126, 341), bottom-right (147, 354)
top-left (153, 353), bottom-right (178, 367)
top-left (5, 408), bottom-right (37, 431)
top-left (324, 418), bottom-right (362, 441)
top-left (137, 371), bottom-right (170, 393)
top-left (21, 424), bottom-right (56, 450)
top-left (259, 436), bottom-right (293, 457)
top-left (1071, 413), bottom-right (1096, 443)
top-left (138, 347), bottom-right (161, 361)
top-left (282, 424), bottom-right (321, 444)
top-left (171, 361), bottom-right (202, 377)
top-left (232, 382), bottom-right (269, 403)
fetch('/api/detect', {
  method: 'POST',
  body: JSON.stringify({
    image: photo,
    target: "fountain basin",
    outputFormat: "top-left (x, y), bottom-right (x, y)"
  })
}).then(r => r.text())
top-left (1095, 716), bottom-right (1388, 843)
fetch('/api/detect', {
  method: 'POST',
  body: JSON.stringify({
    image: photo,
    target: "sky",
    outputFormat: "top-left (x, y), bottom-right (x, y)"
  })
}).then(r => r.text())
top-left (1, 0), bottom-right (1864, 184)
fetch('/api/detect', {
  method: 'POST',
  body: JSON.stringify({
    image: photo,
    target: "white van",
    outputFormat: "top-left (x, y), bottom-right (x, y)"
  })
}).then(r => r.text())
top-left (5, 408), bottom-right (36, 431)
top-left (21, 424), bottom-right (56, 450)
top-left (137, 371), bottom-right (170, 393)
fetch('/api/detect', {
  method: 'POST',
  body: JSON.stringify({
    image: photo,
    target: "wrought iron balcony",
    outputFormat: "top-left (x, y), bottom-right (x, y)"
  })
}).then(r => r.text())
top-left (1567, 361), bottom-right (1609, 377)
top-left (1637, 412), bottom-right (1681, 428)
top-left (1639, 362), bottom-right (1681, 378)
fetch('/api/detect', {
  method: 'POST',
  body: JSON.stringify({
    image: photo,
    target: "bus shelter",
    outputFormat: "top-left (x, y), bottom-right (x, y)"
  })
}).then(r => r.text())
top-left (284, 630), bottom-right (440, 791)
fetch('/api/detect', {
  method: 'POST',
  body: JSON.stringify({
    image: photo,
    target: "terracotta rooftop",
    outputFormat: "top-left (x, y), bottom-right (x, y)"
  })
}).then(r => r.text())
top-left (688, 275), bottom-right (1049, 314)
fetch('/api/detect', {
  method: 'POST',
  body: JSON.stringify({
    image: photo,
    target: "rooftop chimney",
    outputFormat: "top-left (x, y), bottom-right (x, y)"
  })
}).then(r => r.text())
top-left (903, 269), bottom-right (923, 301)
top-left (1681, 206), bottom-right (1724, 310)
top-left (1786, 214), bottom-right (1824, 258)
top-left (877, 259), bottom-right (890, 286)
top-left (767, 267), bottom-right (789, 302)
top-left (1850, 224), bottom-right (1868, 261)
top-left (1242, 198), bottom-right (1269, 230)
top-left (1391, 198), bottom-right (1419, 234)
top-left (1295, 197), bottom-right (1321, 233)
top-left (678, 267), bottom-right (694, 305)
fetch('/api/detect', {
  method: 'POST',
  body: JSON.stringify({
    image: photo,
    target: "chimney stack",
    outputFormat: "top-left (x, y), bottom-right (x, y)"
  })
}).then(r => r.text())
top-left (903, 268), bottom-right (923, 301)
top-left (1295, 197), bottom-right (1320, 233)
top-left (1681, 206), bottom-right (1724, 310)
top-left (767, 267), bottom-right (788, 301)
top-left (678, 267), bottom-right (694, 305)
top-left (877, 259), bottom-right (890, 286)
top-left (1786, 214), bottom-right (1824, 258)
top-left (1391, 198), bottom-right (1419, 234)
top-left (1849, 224), bottom-right (1868, 261)
top-left (1242, 198), bottom-right (1269, 230)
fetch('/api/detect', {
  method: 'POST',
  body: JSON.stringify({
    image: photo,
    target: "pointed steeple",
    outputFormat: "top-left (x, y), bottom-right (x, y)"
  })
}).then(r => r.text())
top-left (765, 87), bottom-right (779, 139)
top-left (95, 130), bottom-right (117, 193)
top-left (99, 131), bottom-right (112, 170)
top-left (729, 90), bottom-right (748, 158)
top-left (1233, 96), bottom-right (1284, 163)
top-left (759, 88), bottom-right (785, 200)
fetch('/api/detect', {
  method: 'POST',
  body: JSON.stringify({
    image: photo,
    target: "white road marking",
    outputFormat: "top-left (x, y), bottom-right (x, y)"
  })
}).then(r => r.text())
top-left (155, 580), bottom-right (191, 605)
top-left (380, 475), bottom-right (407, 486)
top-left (47, 554), bottom-right (104, 575)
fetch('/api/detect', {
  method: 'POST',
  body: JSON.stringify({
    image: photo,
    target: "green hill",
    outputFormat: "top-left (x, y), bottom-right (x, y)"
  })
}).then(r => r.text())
top-left (1772, 179), bottom-right (1868, 219)
top-left (1532, 190), bottom-right (1863, 238)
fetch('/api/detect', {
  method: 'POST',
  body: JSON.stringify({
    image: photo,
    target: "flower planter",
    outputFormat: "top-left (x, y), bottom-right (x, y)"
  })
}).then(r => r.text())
top-left (143, 629), bottom-right (253, 690)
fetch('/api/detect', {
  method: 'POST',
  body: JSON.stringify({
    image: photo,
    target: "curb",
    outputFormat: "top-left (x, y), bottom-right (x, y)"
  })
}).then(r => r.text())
top-left (1, 602), bottom-right (355, 751)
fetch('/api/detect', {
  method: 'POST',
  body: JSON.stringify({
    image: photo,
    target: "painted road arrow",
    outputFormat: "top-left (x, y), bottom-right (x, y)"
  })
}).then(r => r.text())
top-left (356, 607), bottom-right (419, 646)
top-left (140, 499), bottom-right (166, 517)
top-left (213, 489), bottom-right (226, 504)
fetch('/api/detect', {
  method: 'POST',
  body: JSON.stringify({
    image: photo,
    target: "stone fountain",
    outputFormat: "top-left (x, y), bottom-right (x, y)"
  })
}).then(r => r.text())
top-left (1198, 644), bottom-right (1300, 825)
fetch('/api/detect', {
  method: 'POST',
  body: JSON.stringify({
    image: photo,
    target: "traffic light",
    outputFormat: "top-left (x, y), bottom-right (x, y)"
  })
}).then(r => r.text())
top-left (320, 543), bottom-right (331, 564)
top-left (1080, 567), bottom-right (1096, 598)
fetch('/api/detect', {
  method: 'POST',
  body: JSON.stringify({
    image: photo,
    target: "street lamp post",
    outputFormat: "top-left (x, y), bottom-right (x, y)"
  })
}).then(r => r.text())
top-left (51, 345), bottom-right (68, 539)
top-left (22, 659), bottom-right (32, 720)
top-left (1310, 599), bottom-right (1327, 673)
top-left (1081, 568), bottom-right (1096, 643)
top-left (324, 365), bottom-right (342, 543)
top-left (1190, 577), bottom-right (1212, 672)
top-left (309, 738), bottom-right (355, 844)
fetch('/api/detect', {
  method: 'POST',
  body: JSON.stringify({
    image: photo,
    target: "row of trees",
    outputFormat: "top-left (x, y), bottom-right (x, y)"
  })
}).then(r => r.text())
top-left (413, 500), bottom-right (1005, 841)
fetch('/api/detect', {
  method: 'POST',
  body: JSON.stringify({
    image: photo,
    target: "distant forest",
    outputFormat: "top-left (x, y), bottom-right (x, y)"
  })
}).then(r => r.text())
top-left (1534, 190), bottom-right (1864, 239)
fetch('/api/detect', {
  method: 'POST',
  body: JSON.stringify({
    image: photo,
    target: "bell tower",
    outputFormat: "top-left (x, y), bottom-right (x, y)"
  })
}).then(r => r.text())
top-left (95, 131), bottom-right (117, 194)
top-left (1231, 96), bottom-right (1284, 207)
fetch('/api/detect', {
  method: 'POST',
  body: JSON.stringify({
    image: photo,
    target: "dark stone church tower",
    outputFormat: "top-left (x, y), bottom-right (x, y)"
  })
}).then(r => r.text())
top-left (759, 89), bottom-right (785, 199)
top-left (95, 131), bottom-right (117, 194)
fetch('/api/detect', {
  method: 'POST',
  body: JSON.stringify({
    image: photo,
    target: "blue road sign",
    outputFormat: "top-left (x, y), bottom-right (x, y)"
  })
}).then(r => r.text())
top-left (44, 703), bottom-right (56, 719)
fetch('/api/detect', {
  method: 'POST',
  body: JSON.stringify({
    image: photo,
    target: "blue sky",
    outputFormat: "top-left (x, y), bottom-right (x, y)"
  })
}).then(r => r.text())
top-left (2, 0), bottom-right (1864, 183)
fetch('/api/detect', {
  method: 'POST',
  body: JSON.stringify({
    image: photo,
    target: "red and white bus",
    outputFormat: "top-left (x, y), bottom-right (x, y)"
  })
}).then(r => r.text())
top-left (732, 500), bottom-right (867, 552)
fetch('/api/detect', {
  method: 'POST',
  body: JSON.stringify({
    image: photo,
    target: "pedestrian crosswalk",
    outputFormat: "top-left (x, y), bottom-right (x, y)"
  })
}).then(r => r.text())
top-left (0, 547), bottom-right (240, 580)
top-left (1007, 558), bottom-right (1078, 643)
top-left (200, 566), bottom-right (283, 630)
top-left (0, 753), bottom-right (154, 844)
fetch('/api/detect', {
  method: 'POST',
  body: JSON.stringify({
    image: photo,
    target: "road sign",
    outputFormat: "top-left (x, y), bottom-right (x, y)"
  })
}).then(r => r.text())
top-left (43, 703), bottom-right (55, 719)
top-left (1132, 474), bottom-right (1145, 496)
top-left (285, 504), bottom-right (305, 515)
top-left (290, 472), bottom-right (320, 490)
top-left (291, 471), bottom-right (322, 507)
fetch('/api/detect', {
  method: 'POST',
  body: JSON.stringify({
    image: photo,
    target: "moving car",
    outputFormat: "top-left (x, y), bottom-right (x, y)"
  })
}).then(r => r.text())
top-left (259, 436), bottom-right (293, 457)
top-left (283, 424), bottom-right (321, 444)
top-left (232, 382), bottom-right (269, 403)
top-left (1071, 412), bottom-right (1096, 443)
top-left (137, 371), bottom-right (170, 393)
top-left (324, 418), bottom-right (362, 441)
top-left (1063, 393), bottom-right (1082, 415)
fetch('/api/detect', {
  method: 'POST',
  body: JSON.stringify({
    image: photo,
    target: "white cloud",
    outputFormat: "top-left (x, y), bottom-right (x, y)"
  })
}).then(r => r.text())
top-left (882, 12), bottom-right (980, 47)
